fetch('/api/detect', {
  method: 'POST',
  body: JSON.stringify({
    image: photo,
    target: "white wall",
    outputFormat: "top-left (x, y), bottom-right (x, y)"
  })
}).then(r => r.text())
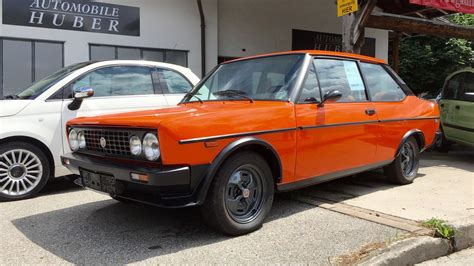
top-left (0, 0), bottom-right (218, 77)
top-left (218, 0), bottom-right (389, 61)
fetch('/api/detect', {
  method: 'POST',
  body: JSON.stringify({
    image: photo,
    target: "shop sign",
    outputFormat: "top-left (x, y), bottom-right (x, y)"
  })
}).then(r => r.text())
top-left (2, 0), bottom-right (140, 36)
top-left (337, 0), bottom-right (359, 17)
top-left (410, 0), bottom-right (474, 14)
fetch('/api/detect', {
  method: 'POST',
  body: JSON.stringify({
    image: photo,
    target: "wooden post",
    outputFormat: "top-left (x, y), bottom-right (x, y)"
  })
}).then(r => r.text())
top-left (342, 0), bottom-right (377, 54)
top-left (392, 32), bottom-right (401, 73)
top-left (343, 13), bottom-right (357, 53)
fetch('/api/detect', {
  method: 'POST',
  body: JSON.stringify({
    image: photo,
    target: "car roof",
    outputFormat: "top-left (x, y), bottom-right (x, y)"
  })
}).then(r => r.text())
top-left (445, 67), bottom-right (474, 81)
top-left (225, 50), bottom-right (387, 65)
top-left (86, 60), bottom-right (192, 72)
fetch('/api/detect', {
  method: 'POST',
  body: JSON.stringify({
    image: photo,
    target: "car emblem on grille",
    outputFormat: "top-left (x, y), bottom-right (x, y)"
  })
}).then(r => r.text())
top-left (100, 137), bottom-right (107, 148)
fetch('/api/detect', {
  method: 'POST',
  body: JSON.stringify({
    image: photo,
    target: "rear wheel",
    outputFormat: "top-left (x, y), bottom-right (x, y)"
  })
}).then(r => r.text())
top-left (0, 142), bottom-right (51, 201)
top-left (384, 137), bottom-right (420, 185)
top-left (201, 151), bottom-right (274, 236)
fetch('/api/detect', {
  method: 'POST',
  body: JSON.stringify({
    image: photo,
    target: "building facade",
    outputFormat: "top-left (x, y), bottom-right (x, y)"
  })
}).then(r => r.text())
top-left (0, 0), bottom-right (389, 98)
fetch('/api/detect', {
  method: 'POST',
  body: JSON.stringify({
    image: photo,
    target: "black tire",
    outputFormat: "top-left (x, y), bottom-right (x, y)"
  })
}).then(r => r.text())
top-left (201, 151), bottom-right (274, 236)
top-left (435, 131), bottom-right (451, 153)
top-left (0, 142), bottom-right (51, 201)
top-left (384, 137), bottom-right (420, 185)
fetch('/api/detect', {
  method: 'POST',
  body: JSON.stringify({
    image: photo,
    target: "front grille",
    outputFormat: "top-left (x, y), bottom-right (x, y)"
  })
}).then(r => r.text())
top-left (71, 127), bottom-right (155, 160)
top-left (83, 129), bottom-right (131, 156)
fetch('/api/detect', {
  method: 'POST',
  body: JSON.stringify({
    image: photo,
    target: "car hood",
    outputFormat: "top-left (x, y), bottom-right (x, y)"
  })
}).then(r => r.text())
top-left (67, 101), bottom-right (294, 129)
top-left (0, 100), bottom-right (32, 117)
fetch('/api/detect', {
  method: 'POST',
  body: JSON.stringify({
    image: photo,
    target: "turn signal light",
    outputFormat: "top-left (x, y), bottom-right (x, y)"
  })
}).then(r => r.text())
top-left (130, 173), bottom-right (149, 183)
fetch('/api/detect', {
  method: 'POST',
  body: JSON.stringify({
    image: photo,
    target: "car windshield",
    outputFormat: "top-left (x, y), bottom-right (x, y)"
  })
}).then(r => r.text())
top-left (183, 54), bottom-right (305, 102)
top-left (11, 62), bottom-right (93, 100)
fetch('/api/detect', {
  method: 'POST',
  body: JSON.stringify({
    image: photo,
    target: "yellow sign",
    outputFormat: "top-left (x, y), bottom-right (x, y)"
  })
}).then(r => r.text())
top-left (337, 0), bottom-right (358, 17)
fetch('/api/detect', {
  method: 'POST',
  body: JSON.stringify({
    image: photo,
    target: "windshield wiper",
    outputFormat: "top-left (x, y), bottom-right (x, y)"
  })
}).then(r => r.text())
top-left (3, 94), bottom-right (20, 100)
top-left (184, 91), bottom-right (203, 104)
top-left (213, 90), bottom-right (254, 103)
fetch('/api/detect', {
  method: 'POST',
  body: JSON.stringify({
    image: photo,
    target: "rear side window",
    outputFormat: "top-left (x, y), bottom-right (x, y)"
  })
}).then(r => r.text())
top-left (443, 74), bottom-right (463, 100)
top-left (359, 63), bottom-right (406, 102)
top-left (158, 69), bottom-right (193, 94)
top-left (71, 66), bottom-right (155, 97)
top-left (314, 59), bottom-right (367, 102)
top-left (462, 73), bottom-right (474, 102)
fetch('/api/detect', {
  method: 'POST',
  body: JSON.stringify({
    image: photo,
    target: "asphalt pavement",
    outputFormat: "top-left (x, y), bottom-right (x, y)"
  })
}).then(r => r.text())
top-left (0, 180), bottom-right (399, 264)
top-left (0, 147), bottom-right (472, 264)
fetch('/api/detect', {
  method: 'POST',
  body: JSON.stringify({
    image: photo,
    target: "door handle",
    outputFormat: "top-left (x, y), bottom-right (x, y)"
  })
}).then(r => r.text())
top-left (455, 105), bottom-right (461, 110)
top-left (365, 109), bottom-right (376, 116)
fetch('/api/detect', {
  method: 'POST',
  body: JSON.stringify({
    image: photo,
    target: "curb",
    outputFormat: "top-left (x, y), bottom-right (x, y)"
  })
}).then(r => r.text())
top-left (449, 216), bottom-right (474, 251)
top-left (358, 216), bottom-right (474, 265)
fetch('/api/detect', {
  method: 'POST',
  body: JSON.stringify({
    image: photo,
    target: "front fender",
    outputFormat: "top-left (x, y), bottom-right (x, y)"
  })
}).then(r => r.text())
top-left (193, 137), bottom-right (282, 204)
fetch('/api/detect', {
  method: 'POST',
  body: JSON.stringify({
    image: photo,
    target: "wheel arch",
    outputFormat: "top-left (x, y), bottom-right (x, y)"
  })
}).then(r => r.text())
top-left (195, 137), bottom-right (282, 203)
top-left (0, 136), bottom-right (55, 179)
top-left (396, 129), bottom-right (425, 157)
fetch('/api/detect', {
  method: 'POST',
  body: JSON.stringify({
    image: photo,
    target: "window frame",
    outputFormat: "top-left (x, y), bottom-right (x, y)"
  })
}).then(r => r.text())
top-left (358, 62), bottom-right (408, 103)
top-left (309, 56), bottom-right (371, 104)
top-left (442, 73), bottom-right (465, 101)
top-left (89, 43), bottom-right (189, 67)
top-left (53, 64), bottom-right (165, 100)
top-left (0, 37), bottom-right (65, 99)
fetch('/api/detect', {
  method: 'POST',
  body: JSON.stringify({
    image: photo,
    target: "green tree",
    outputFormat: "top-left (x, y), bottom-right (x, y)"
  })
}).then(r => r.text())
top-left (398, 14), bottom-right (473, 95)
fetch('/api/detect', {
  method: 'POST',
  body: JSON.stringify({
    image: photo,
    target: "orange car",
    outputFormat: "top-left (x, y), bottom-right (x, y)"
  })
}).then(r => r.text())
top-left (62, 51), bottom-right (440, 235)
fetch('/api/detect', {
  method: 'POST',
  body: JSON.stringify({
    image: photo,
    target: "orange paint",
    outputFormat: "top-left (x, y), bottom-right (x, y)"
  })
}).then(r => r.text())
top-left (67, 50), bottom-right (440, 187)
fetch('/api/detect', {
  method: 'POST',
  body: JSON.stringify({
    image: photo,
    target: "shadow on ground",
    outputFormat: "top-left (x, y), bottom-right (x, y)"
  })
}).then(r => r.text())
top-left (12, 147), bottom-right (472, 264)
top-left (12, 196), bottom-right (314, 264)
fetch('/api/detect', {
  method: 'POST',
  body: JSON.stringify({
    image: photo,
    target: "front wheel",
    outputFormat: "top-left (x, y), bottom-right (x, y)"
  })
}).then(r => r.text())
top-left (0, 142), bottom-right (51, 201)
top-left (201, 151), bottom-right (274, 236)
top-left (384, 137), bottom-right (420, 185)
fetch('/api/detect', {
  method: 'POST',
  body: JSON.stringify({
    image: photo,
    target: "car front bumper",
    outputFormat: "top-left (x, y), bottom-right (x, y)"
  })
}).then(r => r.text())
top-left (61, 153), bottom-right (209, 208)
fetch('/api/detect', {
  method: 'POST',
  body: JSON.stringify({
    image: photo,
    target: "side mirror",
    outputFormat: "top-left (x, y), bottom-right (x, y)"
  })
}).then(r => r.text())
top-left (318, 90), bottom-right (342, 107)
top-left (68, 87), bottom-right (94, 111)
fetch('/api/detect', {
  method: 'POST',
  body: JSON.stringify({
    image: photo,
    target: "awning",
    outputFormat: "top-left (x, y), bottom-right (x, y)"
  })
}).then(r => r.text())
top-left (410, 0), bottom-right (474, 14)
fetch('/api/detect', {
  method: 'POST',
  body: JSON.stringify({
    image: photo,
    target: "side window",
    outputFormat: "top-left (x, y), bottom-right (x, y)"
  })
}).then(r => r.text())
top-left (71, 66), bottom-right (154, 97)
top-left (298, 62), bottom-right (321, 102)
top-left (443, 74), bottom-right (463, 100)
top-left (359, 63), bottom-right (406, 102)
top-left (159, 69), bottom-right (193, 94)
top-left (462, 73), bottom-right (474, 102)
top-left (314, 59), bottom-right (367, 102)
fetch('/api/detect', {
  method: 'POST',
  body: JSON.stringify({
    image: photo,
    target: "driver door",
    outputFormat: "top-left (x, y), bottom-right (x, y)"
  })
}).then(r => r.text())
top-left (294, 58), bottom-right (378, 181)
top-left (60, 65), bottom-right (168, 154)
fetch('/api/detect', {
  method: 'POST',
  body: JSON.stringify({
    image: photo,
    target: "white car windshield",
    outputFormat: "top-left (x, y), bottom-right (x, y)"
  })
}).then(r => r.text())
top-left (6, 62), bottom-right (93, 100)
top-left (183, 54), bottom-right (305, 103)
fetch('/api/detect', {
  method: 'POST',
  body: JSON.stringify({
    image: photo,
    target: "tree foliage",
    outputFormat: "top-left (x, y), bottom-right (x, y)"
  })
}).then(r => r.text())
top-left (398, 14), bottom-right (473, 95)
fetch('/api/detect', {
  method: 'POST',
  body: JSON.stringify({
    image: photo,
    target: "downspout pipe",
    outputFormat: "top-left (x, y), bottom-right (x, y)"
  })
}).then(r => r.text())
top-left (197, 0), bottom-right (206, 78)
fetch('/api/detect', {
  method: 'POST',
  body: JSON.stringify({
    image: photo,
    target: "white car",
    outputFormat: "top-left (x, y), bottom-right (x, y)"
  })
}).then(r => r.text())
top-left (0, 61), bottom-right (199, 201)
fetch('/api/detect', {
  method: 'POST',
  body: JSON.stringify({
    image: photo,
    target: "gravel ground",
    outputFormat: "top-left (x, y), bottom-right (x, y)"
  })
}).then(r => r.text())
top-left (0, 180), bottom-right (400, 265)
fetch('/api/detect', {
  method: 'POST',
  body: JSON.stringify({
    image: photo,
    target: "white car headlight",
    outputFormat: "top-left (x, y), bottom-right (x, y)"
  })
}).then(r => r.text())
top-left (143, 133), bottom-right (160, 161)
top-left (68, 129), bottom-right (79, 151)
top-left (130, 135), bottom-right (142, 156)
top-left (78, 131), bottom-right (86, 149)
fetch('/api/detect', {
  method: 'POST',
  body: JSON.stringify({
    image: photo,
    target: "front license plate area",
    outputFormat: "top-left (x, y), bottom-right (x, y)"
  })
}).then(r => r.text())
top-left (80, 169), bottom-right (116, 195)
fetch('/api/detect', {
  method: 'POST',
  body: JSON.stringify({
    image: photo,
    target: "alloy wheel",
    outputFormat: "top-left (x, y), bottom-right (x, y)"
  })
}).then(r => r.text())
top-left (224, 165), bottom-right (265, 224)
top-left (0, 149), bottom-right (43, 196)
top-left (400, 142), bottom-right (416, 177)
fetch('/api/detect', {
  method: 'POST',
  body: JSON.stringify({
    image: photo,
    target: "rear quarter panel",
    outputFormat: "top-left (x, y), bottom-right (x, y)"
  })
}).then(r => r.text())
top-left (374, 96), bottom-right (439, 161)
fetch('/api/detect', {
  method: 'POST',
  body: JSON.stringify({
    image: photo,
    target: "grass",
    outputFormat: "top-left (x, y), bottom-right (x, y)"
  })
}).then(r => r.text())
top-left (421, 218), bottom-right (456, 239)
